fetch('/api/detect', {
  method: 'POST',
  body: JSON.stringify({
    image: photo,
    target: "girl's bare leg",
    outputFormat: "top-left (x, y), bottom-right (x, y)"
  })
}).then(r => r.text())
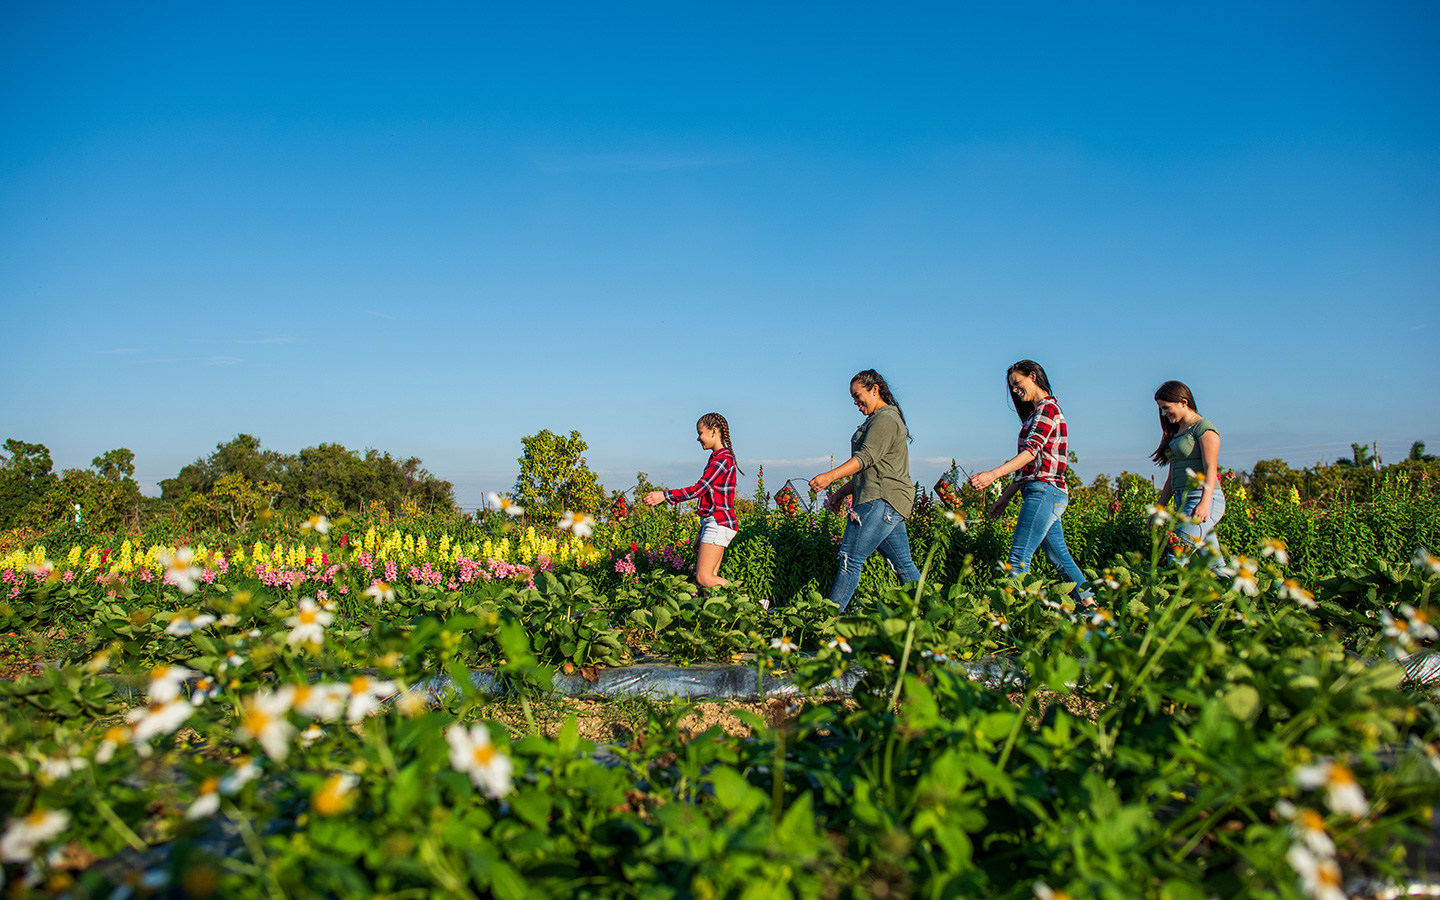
top-left (696, 542), bottom-right (729, 589)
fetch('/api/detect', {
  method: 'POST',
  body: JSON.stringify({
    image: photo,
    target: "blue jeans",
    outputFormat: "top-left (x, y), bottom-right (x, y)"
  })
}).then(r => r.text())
top-left (1175, 487), bottom-right (1225, 560)
top-left (828, 498), bottom-right (922, 612)
top-left (1008, 481), bottom-right (1089, 599)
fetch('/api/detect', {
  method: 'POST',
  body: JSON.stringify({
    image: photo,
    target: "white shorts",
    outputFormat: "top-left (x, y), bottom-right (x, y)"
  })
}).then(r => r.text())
top-left (699, 517), bottom-right (738, 547)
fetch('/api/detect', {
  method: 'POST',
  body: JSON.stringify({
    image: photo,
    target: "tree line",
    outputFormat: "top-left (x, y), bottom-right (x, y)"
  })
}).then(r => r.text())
top-left (0, 434), bottom-right (454, 534)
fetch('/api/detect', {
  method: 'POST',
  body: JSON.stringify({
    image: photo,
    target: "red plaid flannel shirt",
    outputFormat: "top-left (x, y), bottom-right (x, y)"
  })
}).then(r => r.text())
top-left (665, 448), bottom-right (738, 529)
top-left (1016, 397), bottom-right (1069, 490)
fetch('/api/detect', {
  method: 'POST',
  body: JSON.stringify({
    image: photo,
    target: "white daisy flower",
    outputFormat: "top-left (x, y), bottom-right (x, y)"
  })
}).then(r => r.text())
top-left (446, 723), bottom-right (514, 798)
top-left (943, 509), bottom-right (968, 531)
top-left (285, 597), bottom-right (334, 648)
top-left (1294, 760), bottom-right (1369, 818)
top-left (1413, 547), bottom-right (1440, 576)
top-left (219, 757), bottom-right (260, 795)
top-left (1275, 800), bottom-right (1336, 858)
top-left (345, 676), bottom-right (397, 723)
top-left (1285, 844), bottom-right (1346, 900)
top-left (557, 510), bottom-right (596, 539)
top-left (158, 547), bottom-right (203, 595)
top-left (0, 808), bottom-right (69, 863)
top-left (236, 688), bottom-right (297, 761)
top-left (1401, 604), bottom-right (1439, 641)
top-left (186, 778), bottom-right (222, 820)
top-left (1260, 537), bottom-right (1290, 565)
top-left (486, 493), bottom-right (524, 517)
top-left (37, 754), bottom-right (88, 782)
top-left (770, 636), bottom-right (798, 653)
top-left (312, 772), bottom-right (360, 817)
top-left (291, 683), bottom-right (350, 721)
top-left (164, 611), bottom-right (216, 637)
top-left (1145, 504), bottom-right (1172, 526)
top-left (1278, 579), bottom-right (1317, 609)
top-left (126, 698), bottom-right (195, 743)
top-left (826, 638), bottom-right (853, 654)
top-left (147, 665), bottom-right (198, 703)
top-left (364, 580), bottom-right (395, 605)
top-left (1033, 883), bottom-right (1073, 900)
top-left (95, 725), bottom-right (131, 764)
top-left (301, 515), bottom-right (331, 535)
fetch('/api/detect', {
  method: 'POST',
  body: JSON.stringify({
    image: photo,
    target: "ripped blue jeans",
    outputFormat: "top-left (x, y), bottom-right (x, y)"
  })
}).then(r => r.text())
top-left (828, 498), bottom-right (922, 612)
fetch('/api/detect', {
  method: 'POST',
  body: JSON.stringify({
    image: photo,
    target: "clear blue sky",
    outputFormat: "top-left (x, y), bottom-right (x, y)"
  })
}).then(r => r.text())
top-left (3, 2), bottom-right (1437, 509)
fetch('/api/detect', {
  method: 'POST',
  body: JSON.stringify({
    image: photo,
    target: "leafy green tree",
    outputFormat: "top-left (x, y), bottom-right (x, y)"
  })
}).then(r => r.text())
top-left (161, 434), bottom-right (290, 501)
top-left (182, 473), bottom-right (283, 531)
top-left (0, 439), bottom-right (58, 528)
top-left (512, 430), bottom-right (603, 524)
top-left (1410, 441), bottom-right (1436, 463)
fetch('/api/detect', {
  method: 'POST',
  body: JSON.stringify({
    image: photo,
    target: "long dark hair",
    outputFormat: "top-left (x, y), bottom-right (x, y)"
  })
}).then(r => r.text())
top-left (697, 412), bottom-right (743, 474)
top-left (1005, 360), bottom-right (1053, 422)
top-left (851, 369), bottom-right (911, 441)
top-left (1151, 381), bottom-right (1198, 465)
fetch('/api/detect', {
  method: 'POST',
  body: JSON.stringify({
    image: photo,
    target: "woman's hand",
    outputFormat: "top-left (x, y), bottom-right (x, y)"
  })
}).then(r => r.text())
top-left (809, 472), bottom-right (834, 493)
top-left (643, 491), bottom-right (666, 507)
top-left (1191, 498), bottom-right (1211, 524)
top-left (824, 492), bottom-right (845, 513)
top-left (987, 498), bottom-right (1007, 519)
top-left (970, 470), bottom-right (998, 490)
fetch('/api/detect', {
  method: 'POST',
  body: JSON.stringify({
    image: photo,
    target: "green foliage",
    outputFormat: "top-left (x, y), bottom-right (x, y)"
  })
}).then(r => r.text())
top-left (512, 429), bottom-right (603, 524)
top-left (159, 434), bottom-right (455, 519)
top-left (0, 439), bottom-right (58, 529)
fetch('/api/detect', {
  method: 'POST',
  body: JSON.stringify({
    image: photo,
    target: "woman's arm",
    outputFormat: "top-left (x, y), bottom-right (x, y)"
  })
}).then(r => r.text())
top-left (969, 451), bottom-right (1035, 490)
top-left (988, 480), bottom-right (1022, 519)
top-left (1191, 430), bottom-right (1221, 523)
top-left (810, 456), bottom-right (862, 493)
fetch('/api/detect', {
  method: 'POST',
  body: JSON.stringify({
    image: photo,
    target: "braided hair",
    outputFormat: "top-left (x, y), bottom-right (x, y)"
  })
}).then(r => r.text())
top-left (850, 369), bottom-right (911, 441)
top-left (697, 412), bottom-right (744, 474)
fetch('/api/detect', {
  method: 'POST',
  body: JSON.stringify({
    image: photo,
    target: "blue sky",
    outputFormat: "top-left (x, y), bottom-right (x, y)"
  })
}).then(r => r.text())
top-left (2, 2), bottom-right (1437, 509)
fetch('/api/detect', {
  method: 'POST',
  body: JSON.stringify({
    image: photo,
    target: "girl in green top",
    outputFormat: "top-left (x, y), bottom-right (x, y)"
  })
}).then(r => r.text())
top-left (1152, 380), bottom-right (1224, 560)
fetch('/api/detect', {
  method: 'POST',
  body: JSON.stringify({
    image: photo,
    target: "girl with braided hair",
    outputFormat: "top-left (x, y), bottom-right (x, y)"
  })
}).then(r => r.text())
top-left (644, 413), bottom-right (743, 589)
top-left (809, 369), bottom-right (922, 612)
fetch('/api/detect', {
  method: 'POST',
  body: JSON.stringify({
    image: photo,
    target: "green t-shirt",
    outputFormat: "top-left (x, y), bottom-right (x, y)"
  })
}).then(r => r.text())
top-left (850, 405), bottom-right (914, 519)
top-left (1167, 418), bottom-right (1218, 492)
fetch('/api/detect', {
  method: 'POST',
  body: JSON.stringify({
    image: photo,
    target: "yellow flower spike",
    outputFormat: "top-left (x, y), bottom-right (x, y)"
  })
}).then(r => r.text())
top-left (67, 545), bottom-right (83, 568)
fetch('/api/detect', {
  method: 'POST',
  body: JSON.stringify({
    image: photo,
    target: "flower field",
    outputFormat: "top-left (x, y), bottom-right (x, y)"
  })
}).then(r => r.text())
top-left (2, 478), bottom-right (1440, 899)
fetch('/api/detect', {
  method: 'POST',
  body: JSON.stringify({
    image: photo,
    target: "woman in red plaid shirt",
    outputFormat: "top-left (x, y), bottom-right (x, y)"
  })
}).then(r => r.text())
top-left (970, 360), bottom-right (1092, 604)
top-left (644, 412), bottom-right (742, 590)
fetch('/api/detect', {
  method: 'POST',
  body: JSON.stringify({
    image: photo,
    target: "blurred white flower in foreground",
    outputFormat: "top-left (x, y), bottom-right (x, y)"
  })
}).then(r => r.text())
top-left (285, 597), bottom-right (334, 648)
top-left (1, 808), bottom-right (69, 863)
top-left (1294, 760), bottom-right (1369, 818)
top-left (346, 676), bottom-right (397, 722)
top-left (446, 723), bottom-right (514, 798)
top-left (237, 688), bottom-right (297, 761)
top-left (558, 510), bottom-right (595, 538)
top-left (158, 547), bottom-right (203, 595)
top-left (487, 493), bottom-right (524, 517)
top-left (1285, 844), bottom-right (1346, 900)
top-left (165, 612), bottom-right (216, 637)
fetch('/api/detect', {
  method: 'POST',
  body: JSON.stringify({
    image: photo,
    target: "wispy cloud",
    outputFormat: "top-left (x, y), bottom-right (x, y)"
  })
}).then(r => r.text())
top-left (235, 335), bottom-right (298, 344)
top-left (201, 356), bottom-right (243, 366)
top-left (369, 311), bottom-right (397, 321)
top-left (101, 348), bottom-right (138, 355)
top-left (1413, 323), bottom-right (1427, 331)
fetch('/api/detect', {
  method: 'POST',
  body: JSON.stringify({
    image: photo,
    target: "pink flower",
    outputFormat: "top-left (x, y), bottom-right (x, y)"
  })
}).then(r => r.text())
top-left (61, 571), bottom-right (75, 583)
top-left (384, 560), bottom-right (398, 582)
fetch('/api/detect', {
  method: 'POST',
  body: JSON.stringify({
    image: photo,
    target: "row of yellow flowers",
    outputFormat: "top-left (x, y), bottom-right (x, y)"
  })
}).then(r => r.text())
top-left (1, 526), bottom-right (604, 578)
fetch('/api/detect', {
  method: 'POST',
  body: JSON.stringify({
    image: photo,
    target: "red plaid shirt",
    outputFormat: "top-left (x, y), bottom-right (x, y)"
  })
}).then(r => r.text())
top-left (665, 448), bottom-right (738, 529)
top-left (1016, 397), bottom-right (1069, 490)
